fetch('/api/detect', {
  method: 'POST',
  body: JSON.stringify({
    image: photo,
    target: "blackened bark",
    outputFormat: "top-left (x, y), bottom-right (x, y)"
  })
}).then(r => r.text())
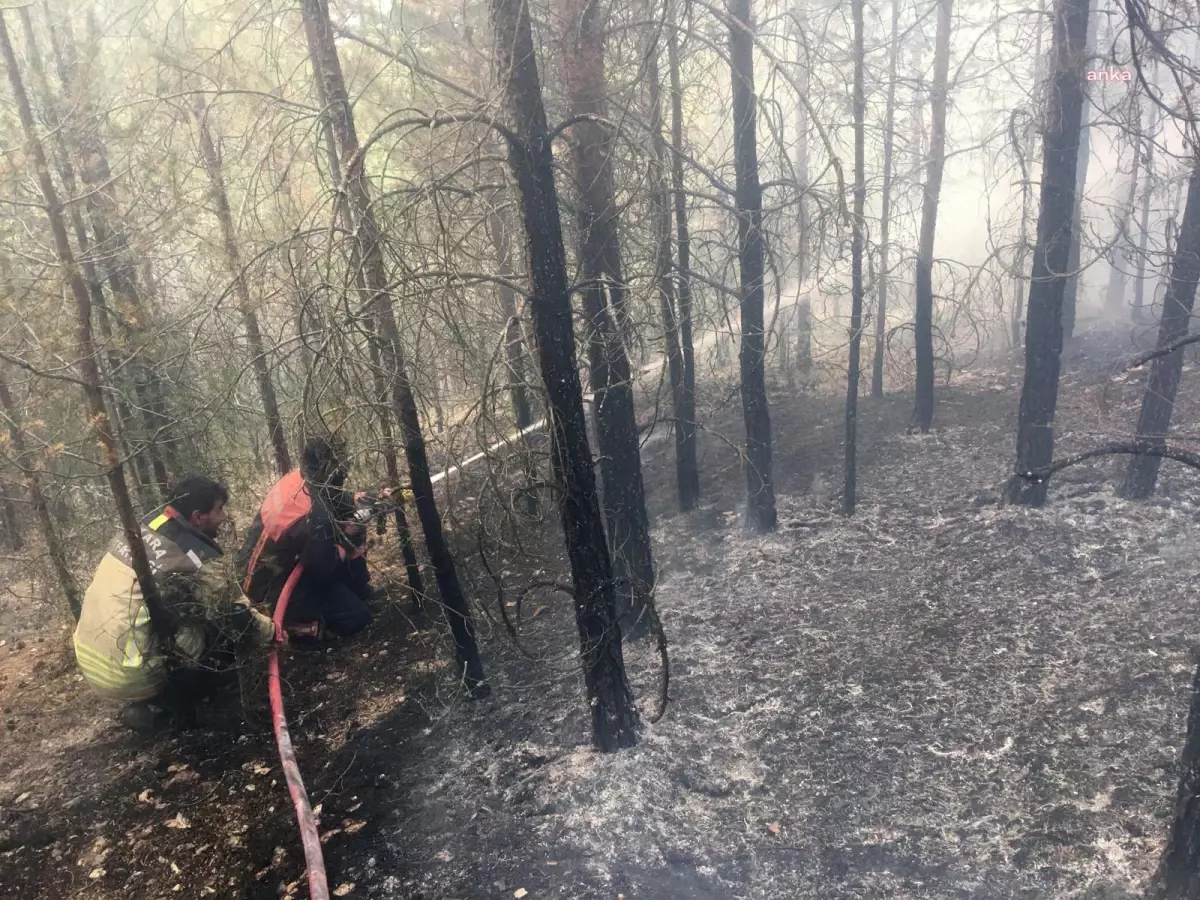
top-left (300, 0), bottom-right (486, 694)
top-left (1006, 0), bottom-right (1091, 506)
top-left (648, 25), bottom-right (699, 514)
top-left (844, 0), bottom-right (866, 515)
top-left (0, 474), bottom-right (20, 551)
top-left (1152, 653), bottom-right (1200, 899)
top-left (0, 13), bottom-right (159, 627)
top-left (1120, 164), bottom-right (1200, 499)
top-left (191, 99), bottom-right (292, 477)
top-left (871, 0), bottom-right (901, 399)
top-left (489, 0), bottom-right (639, 750)
top-left (1060, 0), bottom-right (1099, 339)
top-left (666, 0), bottom-right (700, 510)
top-left (912, 0), bottom-right (952, 432)
top-left (728, 0), bottom-right (777, 533)
top-left (560, 0), bottom-right (657, 631)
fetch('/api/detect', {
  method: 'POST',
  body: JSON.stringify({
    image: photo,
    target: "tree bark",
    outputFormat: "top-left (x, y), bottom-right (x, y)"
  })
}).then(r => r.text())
top-left (1120, 164), bottom-right (1200, 499)
top-left (871, 0), bottom-right (902, 399)
top-left (1133, 96), bottom-right (1162, 325)
top-left (485, 199), bottom-right (534, 432)
top-left (44, 5), bottom-right (175, 494)
top-left (17, 6), bottom-right (153, 511)
top-left (1152, 651), bottom-right (1200, 899)
top-left (844, 0), bottom-right (867, 515)
top-left (559, 0), bottom-right (657, 632)
top-left (666, 0), bottom-right (700, 510)
top-left (300, 0), bottom-right (487, 695)
top-left (489, 0), bottom-right (639, 750)
top-left (0, 13), bottom-right (162, 629)
top-left (0, 474), bottom-right (20, 551)
top-left (648, 12), bottom-right (700, 514)
top-left (1060, 0), bottom-right (1100, 339)
top-left (912, 0), bottom-right (952, 432)
top-left (190, 98), bottom-right (292, 477)
top-left (0, 376), bottom-right (78, 609)
top-left (728, 0), bottom-right (777, 533)
top-left (1006, 0), bottom-right (1091, 506)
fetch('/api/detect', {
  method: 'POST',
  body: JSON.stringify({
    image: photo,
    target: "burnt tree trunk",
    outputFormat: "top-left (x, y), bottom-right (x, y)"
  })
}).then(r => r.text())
top-left (844, 0), bottom-right (866, 515)
top-left (190, 99), bottom-right (292, 476)
top-left (1133, 97), bottom-right (1161, 326)
top-left (648, 18), bottom-right (700, 514)
top-left (1060, 0), bottom-right (1100, 339)
top-left (871, 0), bottom-right (901, 399)
top-left (912, 0), bottom-right (952, 433)
top-left (560, 0), bottom-right (657, 633)
top-left (490, 0), bottom-right (639, 750)
top-left (666, 0), bottom-right (700, 510)
top-left (0, 377), bottom-right (78, 609)
top-left (0, 474), bottom-right (20, 551)
top-left (1006, 0), bottom-right (1091, 506)
top-left (1152, 651), bottom-right (1200, 899)
top-left (300, 0), bottom-right (486, 694)
top-left (1120, 164), bottom-right (1200, 499)
top-left (1, 13), bottom-right (162, 628)
top-left (728, 0), bottom-right (777, 533)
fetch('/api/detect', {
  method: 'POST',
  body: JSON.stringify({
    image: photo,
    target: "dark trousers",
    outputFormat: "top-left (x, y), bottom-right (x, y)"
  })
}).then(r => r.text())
top-left (278, 556), bottom-right (372, 637)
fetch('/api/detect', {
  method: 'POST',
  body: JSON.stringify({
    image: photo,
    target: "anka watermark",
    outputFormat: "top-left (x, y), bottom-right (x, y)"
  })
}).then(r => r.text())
top-left (1086, 66), bottom-right (1133, 83)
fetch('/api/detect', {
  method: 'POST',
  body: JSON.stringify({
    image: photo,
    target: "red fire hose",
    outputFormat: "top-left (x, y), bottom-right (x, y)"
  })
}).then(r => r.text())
top-left (268, 564), bottom-right (330, 900)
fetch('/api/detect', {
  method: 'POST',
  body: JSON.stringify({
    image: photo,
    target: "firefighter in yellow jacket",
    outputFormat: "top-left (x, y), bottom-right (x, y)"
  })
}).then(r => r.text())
top-left (74, 476), bottom-right (277, 733)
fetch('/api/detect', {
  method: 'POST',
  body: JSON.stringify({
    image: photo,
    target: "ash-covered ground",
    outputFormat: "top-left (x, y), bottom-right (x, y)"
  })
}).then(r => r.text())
top-left (4, 328), bottom-right (1200, 899)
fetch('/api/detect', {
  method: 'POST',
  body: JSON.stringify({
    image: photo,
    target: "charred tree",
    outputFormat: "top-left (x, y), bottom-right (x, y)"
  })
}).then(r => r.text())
top-left (844, 0), bottom-right (866, 515)
top-left (0, 474), bottom-right (20, 551)
top-left (648, 17), bottom-right (700, 514)
top-left (0, 13), bottom-right (162, 629)
top-left (190, 98), bottom-right (292, 476)
top-left (871, 0), bottom-right (902, 399)
top-left (728, 0), bottom-right (777, 533)
top-left (489, 0), bottom-right (639, 750)
top-left (1120, 164), bottom-right (1200, 499)
top-left (0, 375), bottom-right (76, 610)
top-left (912, 0), bottom-right (952, 432)
top-left (1153, 650), bottom-right (1200, 899)
top-left (559, 0), bottom-right (657, 633)
top-left (1006, 0), bottom-right (1091, 506)
top-left (300, 0), bottom-right (486, 694)
top-left (1133, 97), bottom-right (1162, 325)
top-left (666, 0), bottom-right (700, 510)
top-left (1060, 0), bottom-right (1100, 339)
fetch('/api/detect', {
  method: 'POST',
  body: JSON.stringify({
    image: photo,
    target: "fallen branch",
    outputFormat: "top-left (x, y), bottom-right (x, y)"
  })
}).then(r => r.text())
top-left (1128, 333), bottom-right (1200, 369)
top-left (1018, 441), bottom-right (1200, 485)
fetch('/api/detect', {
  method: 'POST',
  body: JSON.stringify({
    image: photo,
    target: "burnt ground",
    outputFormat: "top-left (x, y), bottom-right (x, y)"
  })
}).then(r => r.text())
top-left (4, 326), bottom-right (1200, 899)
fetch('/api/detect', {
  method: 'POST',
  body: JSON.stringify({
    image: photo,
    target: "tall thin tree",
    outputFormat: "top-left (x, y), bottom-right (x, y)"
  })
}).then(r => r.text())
top-left (871, 0), bottom-right (903, 399)
top-left (844, 0), bottom-right (867, 514)
top-left (912, 0), bottom-right (952, 432)
top-left (1006, 0), bottom-right (1091, 506)
top-left (728, 0), bottom-right (777, 533)
top-left (489, 0), bottom-right (640, 750)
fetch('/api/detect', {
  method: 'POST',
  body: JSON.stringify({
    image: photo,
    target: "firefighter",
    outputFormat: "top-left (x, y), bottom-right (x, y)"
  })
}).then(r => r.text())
top-left (73, 476), bottom-right (278, 734)
top-left (236, 436), bottom-right (380, 639)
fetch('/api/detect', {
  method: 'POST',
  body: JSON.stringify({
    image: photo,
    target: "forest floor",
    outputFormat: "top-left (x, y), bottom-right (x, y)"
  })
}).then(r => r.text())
top-left (4, 326), bottom-right (1200, 899)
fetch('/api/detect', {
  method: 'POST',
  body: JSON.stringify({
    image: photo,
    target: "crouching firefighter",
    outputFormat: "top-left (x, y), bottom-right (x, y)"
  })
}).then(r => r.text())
top-left (73, 476), bottom-right (279, 734)
top-left (236, 436), bottom-right (379, 640)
